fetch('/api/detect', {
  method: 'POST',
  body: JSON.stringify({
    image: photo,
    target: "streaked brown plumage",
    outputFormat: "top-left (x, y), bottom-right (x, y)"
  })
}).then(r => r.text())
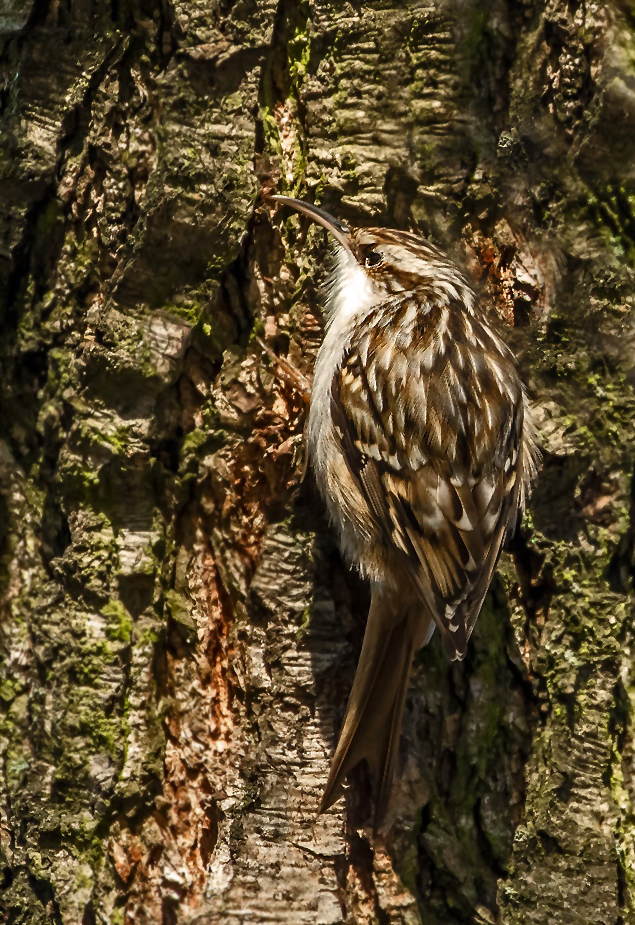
top-left (271, 195), bottom-right (540, 831)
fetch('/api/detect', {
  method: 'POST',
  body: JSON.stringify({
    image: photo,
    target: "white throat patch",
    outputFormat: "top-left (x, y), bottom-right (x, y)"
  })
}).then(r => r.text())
top-left (324, 246), bottom-right (378, 327)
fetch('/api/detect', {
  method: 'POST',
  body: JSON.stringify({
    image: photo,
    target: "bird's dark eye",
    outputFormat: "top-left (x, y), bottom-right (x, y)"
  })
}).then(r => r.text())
top-left (363, 248), bottom-right (383, 269)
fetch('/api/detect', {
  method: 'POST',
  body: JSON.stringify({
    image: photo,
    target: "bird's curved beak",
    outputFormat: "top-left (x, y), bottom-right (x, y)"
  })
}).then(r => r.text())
top-left (270, 195), bottom-right (352, 253)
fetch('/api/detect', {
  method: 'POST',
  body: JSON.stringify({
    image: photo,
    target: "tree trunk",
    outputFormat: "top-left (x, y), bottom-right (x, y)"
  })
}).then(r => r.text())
top-left (1, 0), bottom-right (635, 923)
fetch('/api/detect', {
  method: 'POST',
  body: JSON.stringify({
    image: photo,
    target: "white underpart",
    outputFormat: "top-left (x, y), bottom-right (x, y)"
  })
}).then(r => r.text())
top-left (308, 245), bottom-right (381, 517)
top-left (322, 245), bottom-right (377, 328)
top-left (309, 245), bottom-right (379, 436)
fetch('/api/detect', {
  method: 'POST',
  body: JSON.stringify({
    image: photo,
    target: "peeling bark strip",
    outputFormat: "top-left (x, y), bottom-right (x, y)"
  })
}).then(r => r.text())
top-left (1, 0), bottom-right (635, 923)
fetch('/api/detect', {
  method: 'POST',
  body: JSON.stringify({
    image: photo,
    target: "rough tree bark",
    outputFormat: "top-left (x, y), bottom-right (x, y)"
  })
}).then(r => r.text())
top-left (1, 0), bottom-right (635, 923)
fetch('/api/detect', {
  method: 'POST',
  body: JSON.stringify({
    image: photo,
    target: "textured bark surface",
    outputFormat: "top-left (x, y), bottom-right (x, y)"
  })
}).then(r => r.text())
top-left (1, 1), bottom-right (635, 923)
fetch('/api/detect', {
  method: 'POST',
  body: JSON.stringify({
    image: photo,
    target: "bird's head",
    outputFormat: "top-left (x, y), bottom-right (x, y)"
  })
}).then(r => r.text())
top-left (270, 194), bottom-right (473, 309)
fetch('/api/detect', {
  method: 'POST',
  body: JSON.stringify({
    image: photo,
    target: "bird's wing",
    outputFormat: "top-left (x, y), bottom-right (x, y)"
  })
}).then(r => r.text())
top-left (332, 292), bottom-right (528, 660)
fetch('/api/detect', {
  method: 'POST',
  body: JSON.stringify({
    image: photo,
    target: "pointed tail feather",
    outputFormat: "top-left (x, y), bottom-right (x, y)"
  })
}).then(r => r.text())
top-left (320, 589), bottom-right (430, 830)
top-left (372, 630), bottom-right (415, 832)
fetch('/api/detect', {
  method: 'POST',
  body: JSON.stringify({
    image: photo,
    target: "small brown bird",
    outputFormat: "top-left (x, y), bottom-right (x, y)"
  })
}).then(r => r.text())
top-left (271, 195), bottom-right (539, 830)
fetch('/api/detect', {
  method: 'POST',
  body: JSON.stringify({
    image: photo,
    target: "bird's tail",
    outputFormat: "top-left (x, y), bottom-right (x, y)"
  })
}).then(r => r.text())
top-left (319, 588), bottom-right (431, 832)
